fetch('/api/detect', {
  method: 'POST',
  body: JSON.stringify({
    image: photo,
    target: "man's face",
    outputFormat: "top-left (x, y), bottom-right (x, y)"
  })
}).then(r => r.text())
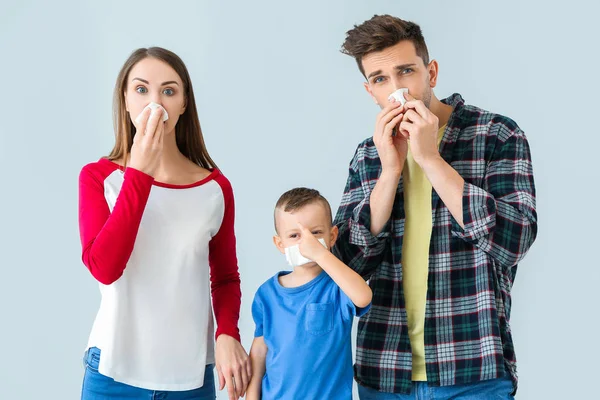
top-left (361, 40), bottom-right (438, 109)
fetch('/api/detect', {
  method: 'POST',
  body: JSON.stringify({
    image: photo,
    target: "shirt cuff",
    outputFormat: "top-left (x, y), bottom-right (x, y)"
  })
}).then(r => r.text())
top-left (216, 325), bottom-right (241, 342)
top-left (350, 198), bottom-right (391, 247)
top-left (355, 302), bottom-right (372, 318)
top-left (451, 182), bottom-right (497, 242)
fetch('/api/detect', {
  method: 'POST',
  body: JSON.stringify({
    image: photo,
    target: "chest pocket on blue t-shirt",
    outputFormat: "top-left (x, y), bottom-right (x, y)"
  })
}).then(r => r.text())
top-left (305, 302), bottom-right (333, 336)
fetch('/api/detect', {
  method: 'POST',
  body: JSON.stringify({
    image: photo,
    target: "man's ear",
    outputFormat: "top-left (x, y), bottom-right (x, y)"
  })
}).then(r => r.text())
top-left (428, 59), bottom-right (439, 88)
top-left (364, 82), bottom-right (379, 105)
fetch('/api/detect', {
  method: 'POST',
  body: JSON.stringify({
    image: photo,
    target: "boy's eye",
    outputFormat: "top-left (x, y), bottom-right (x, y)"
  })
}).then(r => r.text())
top-left (163, 88), bottom-right (174, 96)
top-left (312, 231), bottom-right (323, 235)
top-left (289, 234), bottom-right (298, 239)
top-left (136, 86), bottom-right (147, 94)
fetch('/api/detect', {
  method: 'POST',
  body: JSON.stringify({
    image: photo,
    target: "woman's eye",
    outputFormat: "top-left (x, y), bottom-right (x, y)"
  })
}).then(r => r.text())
top-left (163, 88), bottom-right (174, 96)
top-left (136, 86), bottom-right (147, 94)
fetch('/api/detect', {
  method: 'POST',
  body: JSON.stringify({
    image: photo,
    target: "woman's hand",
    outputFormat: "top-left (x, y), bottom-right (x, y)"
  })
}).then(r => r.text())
top-left (128, 107), bottom-right (164, 176)
top-left (215, 334), bottom-right (252, 399)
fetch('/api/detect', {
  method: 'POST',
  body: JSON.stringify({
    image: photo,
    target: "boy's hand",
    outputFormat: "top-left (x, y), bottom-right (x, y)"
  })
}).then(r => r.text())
top-left (297, 222), bottom-right (328, 262)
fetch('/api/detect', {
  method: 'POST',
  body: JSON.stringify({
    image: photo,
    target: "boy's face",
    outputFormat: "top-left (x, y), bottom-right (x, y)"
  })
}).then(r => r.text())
top-left (273, 202), bottom-right (338, 262)
top-left (361, 40), bottom-right (438, 109)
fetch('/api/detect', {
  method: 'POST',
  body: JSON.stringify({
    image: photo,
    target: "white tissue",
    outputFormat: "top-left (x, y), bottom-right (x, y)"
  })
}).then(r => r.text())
top-left (135, 102), bottom-right (169, 125)
top-left (146, 102), bottom-right (169, 122)
top-left (284, 238), bottom-right (328, 268)
top-left (388, 88), bottom-right (409, 105)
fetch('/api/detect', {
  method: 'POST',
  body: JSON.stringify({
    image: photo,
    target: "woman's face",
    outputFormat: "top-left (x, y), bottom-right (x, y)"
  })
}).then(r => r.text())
top-left (124, 57), bottom-right (186, 134)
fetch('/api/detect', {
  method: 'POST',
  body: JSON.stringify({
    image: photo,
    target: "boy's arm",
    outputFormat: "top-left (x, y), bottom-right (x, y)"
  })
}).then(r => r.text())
top-left (298, 223), bottom-right (372, 308)
top-left (246, 337), bottom-right (267, 400)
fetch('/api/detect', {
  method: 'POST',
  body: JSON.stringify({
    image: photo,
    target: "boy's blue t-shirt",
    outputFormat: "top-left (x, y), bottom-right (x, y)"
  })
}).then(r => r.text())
top-left (252, 270), bottom-right (370, 400)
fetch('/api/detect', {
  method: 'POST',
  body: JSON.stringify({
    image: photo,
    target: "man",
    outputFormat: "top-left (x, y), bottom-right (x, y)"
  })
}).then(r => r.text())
top-left (332, 15), bottom-right (537, 399)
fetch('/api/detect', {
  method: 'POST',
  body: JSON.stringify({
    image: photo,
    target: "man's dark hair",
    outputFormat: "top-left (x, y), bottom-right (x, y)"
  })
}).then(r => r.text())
top-left (341, 15), bottom-right (430, 78)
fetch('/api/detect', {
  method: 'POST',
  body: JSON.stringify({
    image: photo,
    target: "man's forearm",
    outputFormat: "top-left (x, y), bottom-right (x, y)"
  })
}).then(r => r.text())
top-left (369, 170), bottom-right (402, 235)
top-left (421, 156), bottom-right (465, 228)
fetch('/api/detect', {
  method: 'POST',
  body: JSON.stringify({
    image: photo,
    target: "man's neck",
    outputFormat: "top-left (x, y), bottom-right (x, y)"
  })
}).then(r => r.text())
top-left (429, 94), bottom-right (454, 128)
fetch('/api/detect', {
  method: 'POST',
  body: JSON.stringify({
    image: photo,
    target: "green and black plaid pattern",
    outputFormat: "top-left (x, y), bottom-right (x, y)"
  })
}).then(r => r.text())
top-left (332, 94), bottom-right (537, 394)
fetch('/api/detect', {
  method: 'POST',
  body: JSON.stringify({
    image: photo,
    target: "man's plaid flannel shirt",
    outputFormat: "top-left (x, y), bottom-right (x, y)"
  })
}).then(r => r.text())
top-left (332, 93), bottom-right (537, 394)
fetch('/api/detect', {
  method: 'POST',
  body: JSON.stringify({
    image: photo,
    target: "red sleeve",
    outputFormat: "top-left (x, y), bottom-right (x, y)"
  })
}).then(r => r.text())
top-left (209, 173), bottom-right (242, 342)
top-left (78, 163), bottom-right (154, 285)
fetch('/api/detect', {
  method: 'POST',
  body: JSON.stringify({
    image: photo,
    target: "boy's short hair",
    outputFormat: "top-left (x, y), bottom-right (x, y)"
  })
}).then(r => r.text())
top-left (274, 188), bottom-right (333, 233)
top-left (341, 14), bottom-right (430, 78)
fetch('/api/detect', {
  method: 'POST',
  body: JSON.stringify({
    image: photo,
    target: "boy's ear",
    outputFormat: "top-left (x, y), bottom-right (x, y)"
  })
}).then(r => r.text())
top-left (329, 225), bottom-right (339, 248)
top-left (273, 235), bottom-right (286, 254)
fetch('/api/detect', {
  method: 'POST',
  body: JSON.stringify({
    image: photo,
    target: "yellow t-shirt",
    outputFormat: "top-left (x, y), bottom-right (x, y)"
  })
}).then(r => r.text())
top-left (401, 124), bottom-right (446, 381)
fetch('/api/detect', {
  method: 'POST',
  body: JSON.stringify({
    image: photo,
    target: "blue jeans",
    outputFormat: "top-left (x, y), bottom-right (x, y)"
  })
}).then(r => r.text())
top-left (358, 375), bottom-right (515, 400)
top-left (81, 347), bottom-right (216, 400)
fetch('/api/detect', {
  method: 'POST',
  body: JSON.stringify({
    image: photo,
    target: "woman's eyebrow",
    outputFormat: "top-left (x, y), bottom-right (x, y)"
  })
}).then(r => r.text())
top-left (131, 77), bottom-right (179, 86)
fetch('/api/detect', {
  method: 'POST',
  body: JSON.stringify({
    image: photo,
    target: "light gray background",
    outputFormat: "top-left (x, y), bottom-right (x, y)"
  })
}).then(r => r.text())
top-left (1, 0), bottom-right (598, 398)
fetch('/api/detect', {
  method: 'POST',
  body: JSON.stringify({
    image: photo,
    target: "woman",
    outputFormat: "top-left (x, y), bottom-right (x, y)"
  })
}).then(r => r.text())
top-left (78, 47), bottom-right (251, 400)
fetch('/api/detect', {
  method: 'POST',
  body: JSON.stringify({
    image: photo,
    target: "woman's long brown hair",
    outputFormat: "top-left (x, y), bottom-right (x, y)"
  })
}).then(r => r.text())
top-left (108, 47), bottom-right (217, 170)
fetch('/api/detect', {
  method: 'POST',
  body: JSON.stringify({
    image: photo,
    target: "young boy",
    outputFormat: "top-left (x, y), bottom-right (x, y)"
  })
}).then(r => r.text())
top-left (245, 188), bottom-right (373, 400)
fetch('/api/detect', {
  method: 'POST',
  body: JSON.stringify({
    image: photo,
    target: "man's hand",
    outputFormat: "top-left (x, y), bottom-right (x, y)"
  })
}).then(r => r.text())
top-left (373, 99), bottom-right (409, 175)
top-left (399, 93), bottom-right (441, 166)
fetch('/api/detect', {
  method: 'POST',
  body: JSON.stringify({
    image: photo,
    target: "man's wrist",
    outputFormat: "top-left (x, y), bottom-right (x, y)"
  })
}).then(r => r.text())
top-left (419, 154), bottom-right (445, 172)
top-left (379, 168), bottom-right (403, 182)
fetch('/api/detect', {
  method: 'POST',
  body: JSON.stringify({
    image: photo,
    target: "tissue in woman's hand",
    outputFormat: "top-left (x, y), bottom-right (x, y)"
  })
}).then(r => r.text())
top-left (388, 88), bottom-right (409, 105)
top-left (146, 102), bottom-right (169, 122)
top-left (135, 102), bottom-right (169, 125)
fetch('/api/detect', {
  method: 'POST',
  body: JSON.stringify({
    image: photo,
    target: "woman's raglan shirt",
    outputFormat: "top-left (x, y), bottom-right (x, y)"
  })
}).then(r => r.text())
top-left (78, 158), bottom-right (241, 391)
